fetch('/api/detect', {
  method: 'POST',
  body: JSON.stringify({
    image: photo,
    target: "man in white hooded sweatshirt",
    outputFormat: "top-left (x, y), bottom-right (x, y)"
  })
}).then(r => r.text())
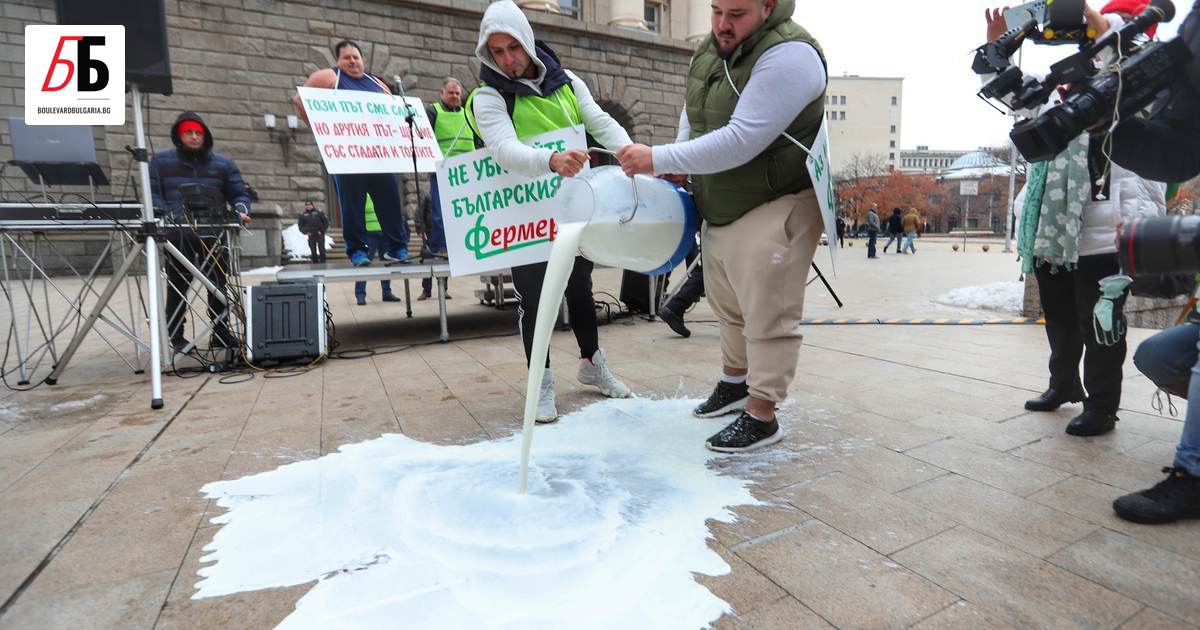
top-left (464, 0), bottom-right (633, 423)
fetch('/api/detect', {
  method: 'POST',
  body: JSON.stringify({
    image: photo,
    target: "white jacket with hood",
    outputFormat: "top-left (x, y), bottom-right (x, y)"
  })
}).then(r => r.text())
top-left (991, 13), bottom-right (1168, 256)
top-left (471, 1), bottom-right (632, 179)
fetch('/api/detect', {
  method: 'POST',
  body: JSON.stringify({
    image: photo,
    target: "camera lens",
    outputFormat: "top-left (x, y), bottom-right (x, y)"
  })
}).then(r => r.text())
top-left (1122, 215), bottom-right (1200, 276)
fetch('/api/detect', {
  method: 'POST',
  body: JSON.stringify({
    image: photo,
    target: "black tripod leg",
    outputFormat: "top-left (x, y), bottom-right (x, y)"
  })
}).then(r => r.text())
top-left (811, 262), bottom-right (843, 308)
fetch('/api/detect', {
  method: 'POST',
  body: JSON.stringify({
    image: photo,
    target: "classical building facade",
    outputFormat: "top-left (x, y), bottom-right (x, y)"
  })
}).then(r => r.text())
top-left (0, 0), bottom-right (712, 266)
top-left (898, 146), bottom-right (970, 174)
top-left (825, 75), bottom-right (903, 175)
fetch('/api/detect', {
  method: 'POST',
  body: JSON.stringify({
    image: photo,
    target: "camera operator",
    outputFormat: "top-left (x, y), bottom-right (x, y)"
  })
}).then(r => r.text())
top-left (1111, 0), bottom-right (1200, 181)
top-left (1115, 296), bottom-right (1200, 523)
top-left (986, 3), bottom-right (1168, 437)
top-left (150, 111), bottom-right (252, 354)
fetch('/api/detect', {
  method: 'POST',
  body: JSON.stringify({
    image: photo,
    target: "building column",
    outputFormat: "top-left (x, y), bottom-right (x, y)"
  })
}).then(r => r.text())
top-left (609, 0), bottom-right (647, 29)
top-left (687, 0), bottom-right (709, 42)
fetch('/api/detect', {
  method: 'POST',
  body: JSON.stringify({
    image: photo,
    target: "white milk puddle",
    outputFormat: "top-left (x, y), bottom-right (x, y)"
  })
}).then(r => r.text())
top-left (196, 397), bottom-right (760, 629)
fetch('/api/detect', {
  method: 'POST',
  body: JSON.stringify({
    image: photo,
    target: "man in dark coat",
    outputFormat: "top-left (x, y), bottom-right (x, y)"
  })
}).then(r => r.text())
top-left (150, 111), bottom-right (251, 353)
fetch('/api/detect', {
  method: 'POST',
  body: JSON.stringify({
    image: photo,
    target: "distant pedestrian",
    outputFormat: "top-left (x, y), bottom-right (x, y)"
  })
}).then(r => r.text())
top-left (297, 200), bottom-right (329, 263)
top-left (882, 207), bottom-right (904, 254)
top-left (835, 214), bottom-right (846, 248)
top-left (866, 204), bottom-right (880, 259)
top-left (902, 207), bottom-right (921, 254)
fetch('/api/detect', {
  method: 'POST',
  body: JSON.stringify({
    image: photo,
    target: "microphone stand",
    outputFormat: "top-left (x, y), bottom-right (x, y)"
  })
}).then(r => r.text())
top-left (393, 75), bottom-right (421, 266)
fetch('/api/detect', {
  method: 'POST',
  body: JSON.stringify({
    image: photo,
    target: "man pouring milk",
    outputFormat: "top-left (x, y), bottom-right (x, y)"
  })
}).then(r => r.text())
top-left (464, 0), bottom-right (634, 423)
top-left (619, 0), bottom-right (828, 453)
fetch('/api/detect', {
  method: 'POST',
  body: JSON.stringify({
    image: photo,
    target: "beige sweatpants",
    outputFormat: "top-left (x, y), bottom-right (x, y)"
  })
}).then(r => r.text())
top-left (701, 189), bottom-right (822, 403)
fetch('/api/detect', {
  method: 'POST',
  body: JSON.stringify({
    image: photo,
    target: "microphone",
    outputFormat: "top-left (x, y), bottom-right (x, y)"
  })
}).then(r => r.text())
top-left (393, 74), bottom-right (416, 123)
top-left (1099, 0), bottom-right (1175, 46)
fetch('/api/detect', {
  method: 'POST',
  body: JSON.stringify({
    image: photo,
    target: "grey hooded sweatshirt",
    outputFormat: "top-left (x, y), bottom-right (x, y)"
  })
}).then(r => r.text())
top-left (471, 0), bottom-right (631, 179)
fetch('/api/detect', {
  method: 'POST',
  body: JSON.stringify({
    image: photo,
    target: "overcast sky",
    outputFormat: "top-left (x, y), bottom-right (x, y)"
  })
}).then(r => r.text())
top-left (796, 0), bottom-right (1186, 152)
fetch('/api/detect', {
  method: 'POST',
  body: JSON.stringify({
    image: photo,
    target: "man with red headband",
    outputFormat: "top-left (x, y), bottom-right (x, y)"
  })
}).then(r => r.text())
top-left (150, 111), bottom-right (252, 354)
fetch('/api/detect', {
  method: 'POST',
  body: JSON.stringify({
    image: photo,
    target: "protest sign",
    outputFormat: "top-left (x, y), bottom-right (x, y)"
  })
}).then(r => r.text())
top-left (439, 126), bottom-right (586, 276)
top-left (806, 119), bottom-right (839, 272)
top-left (297, 86), bottom-right (442, 174)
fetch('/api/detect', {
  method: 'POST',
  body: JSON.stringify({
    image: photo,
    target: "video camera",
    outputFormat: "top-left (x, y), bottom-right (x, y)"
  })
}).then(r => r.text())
top-left (973, 0), bottom-right (1191, 162)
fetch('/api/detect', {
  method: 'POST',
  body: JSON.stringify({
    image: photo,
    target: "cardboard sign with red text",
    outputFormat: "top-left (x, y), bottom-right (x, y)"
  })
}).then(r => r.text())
top-left (297, 86), bottom-right (442, 174)
top-left (439, 125), bottom-right (586, 277)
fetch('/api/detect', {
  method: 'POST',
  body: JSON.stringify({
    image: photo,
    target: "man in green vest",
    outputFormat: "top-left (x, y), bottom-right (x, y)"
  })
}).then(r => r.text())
top-left (465, 0), bottom-right (634, 423)
top-left (354, 194), bottom-right (402, 306)
top-left (418, 77), bottom-right (475, 300)
top-left (619, 0), bottom-right (827, 453)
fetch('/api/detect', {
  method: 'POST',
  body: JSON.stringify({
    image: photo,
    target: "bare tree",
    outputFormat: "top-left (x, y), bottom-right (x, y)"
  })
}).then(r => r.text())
top-left (835, 152), bottom-right (888, 183)
top-left (982, 143), bottom-right (1027, 176)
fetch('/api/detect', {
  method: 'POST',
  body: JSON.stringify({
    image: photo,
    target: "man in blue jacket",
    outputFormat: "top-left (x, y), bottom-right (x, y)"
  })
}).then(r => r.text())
top-left (150, 111), bottom-right (251, 353)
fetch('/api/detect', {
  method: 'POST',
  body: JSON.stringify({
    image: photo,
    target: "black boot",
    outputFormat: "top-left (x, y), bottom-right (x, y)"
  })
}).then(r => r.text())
top-left (1024, 387), bottom-right (1085, 412)
top-left (659, 305), bottom-right (690, 338)
top-left (1065, 409), bottom-right (1118, 436)
top-left (1113, 467), bottom-right (1200, 524)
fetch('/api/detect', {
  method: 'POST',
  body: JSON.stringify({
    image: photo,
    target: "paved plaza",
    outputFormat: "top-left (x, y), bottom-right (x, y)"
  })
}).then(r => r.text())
top-left (1, 240), bottom-right (1198, 628)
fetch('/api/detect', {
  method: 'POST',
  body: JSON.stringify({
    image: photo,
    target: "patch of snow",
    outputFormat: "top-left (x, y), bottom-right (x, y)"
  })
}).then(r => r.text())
top-left (49, 394), bottom-right (106, 413)
top-left (242, 266), bottom-right (283, 275)
top-left (933, 281), bottom-right (1024, 314)
top-left (282, 224), bottom-right (334, 262)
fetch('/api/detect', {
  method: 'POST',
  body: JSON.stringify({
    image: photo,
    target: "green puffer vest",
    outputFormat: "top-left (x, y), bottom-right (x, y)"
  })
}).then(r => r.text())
top-left (686, 0), bottom-right (826, 225)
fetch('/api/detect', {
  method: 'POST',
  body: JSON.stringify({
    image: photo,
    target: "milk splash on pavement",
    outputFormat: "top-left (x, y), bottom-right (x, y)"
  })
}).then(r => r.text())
top-left (518, 221), bottom-right (586, 493)
top-left (520, 219), bottom-right (688, 492)
top-left (195, 398), bottom-right (759, 629)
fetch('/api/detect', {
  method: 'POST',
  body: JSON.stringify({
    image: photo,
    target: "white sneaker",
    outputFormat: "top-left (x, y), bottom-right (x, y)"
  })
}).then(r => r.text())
top-left (577, 349), bottom-right (631, 398)
top-left (535, 370), bottom-right (559, 424)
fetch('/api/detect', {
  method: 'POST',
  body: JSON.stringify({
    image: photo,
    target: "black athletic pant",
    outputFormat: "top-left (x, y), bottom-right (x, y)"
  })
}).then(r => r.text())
top-left (1034, 253), bottom-right (1126, 413)
top-left (665, 245), bottom-right (704, 313)
top-left (307, 233), bottom-right (326, 263)
top-left (165, 228), bottom-right (233, 346)
top-left (511, 257), bottom-right (599, 368)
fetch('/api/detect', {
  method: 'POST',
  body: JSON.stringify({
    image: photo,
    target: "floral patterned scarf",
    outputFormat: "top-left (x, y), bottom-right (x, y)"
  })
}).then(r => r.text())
top-left (1019, 134), bottom-right (1091, 274)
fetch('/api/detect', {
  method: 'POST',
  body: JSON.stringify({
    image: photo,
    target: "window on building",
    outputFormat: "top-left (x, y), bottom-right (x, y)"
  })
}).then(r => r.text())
top-left (890, 125), bottom-right (896, 133)
top-left (828, 95), bottom-right (835, 104)
top-left (890, 140), bottom-right (895, 148)
top-left (643, 2), bottom-right (661, 32)
top-left (839, 111), bottom-right (845, 120)
top-left (840, 95), bottom-right (846, 105)
top-left (889, 153), bottom-right (895, 160)
top-left (891, 96), bottom-right (898, 106)
top-left (557, 0), bottom-right (580, 17)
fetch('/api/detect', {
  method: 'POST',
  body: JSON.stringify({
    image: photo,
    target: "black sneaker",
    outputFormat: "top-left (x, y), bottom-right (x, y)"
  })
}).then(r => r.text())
top-left (659, 305), bottom-right (691, 338)
top-left (170, 337), bottom-right (190, 354)
top-left (705, 411), bottom-right (783, 453)
top-left (693, 380), bottom-right (749, 418)
top-left (1113, 467), bottom-right (1200, 524)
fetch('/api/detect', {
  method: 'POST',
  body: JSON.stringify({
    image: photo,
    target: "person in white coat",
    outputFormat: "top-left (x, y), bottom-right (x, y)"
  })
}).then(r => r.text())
top-left (464, 1), bottom-right (633, 423)
top-left (986, 4), bottom-right (1168, 436)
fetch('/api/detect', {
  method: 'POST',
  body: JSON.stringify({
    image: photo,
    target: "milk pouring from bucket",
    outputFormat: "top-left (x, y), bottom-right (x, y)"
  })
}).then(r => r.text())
top-left (558, 164), bottom-right (698, 274)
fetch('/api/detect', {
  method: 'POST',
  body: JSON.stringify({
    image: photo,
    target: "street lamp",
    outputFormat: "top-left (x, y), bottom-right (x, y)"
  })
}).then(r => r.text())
top-left (264, 113), bottom-right (299, 167)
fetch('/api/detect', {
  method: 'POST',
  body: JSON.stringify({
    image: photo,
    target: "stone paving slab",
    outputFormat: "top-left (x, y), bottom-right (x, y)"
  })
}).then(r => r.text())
top-left (1, 249), bottom-right (1198, 628)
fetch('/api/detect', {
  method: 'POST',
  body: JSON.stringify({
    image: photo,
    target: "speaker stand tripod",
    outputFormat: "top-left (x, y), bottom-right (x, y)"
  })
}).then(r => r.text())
top-left (45, 85), bottom-right (167, 409)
